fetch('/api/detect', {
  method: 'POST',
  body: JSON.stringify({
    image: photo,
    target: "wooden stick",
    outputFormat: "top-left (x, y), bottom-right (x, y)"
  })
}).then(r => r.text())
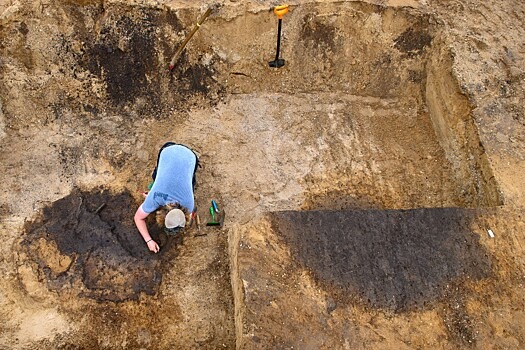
top-left (94, 203), bottom-right (106, 214)
top-left (169, 7), bottom-right (214, 70)
top-left (196, 214), bottom-right (201, 231)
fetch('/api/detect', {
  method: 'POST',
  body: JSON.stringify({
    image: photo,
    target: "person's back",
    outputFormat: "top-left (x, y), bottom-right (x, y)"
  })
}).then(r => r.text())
top-left (134, 143), bottom-right (198, 253)
top-left (142, 144), bottom-right (196, 213)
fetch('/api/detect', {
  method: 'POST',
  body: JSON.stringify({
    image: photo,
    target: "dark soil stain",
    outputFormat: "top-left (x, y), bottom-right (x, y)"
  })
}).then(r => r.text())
top-left (71, 5), bottom-right (220, 114)
top-left (84, 8), bottom-right (162, 110)
top-left (394, 27), bottom-right (432, 57)
top-left (300, 14), bottom-right (339, 54)
top-left (271, 208), bottom-right (492, 312)
top-left (168, 53), bottom-right (215, 95)
top-left (22, 188), bottom-right (180, 302)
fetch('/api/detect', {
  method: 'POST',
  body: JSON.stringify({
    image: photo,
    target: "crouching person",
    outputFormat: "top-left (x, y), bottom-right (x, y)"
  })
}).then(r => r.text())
top-left (134, 143), bottom-right (199, 253)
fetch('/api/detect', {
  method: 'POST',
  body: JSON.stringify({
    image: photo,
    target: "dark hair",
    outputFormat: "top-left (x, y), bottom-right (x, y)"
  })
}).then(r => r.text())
top-left (164, 226), bottom-right (183, 235)
top-left (166, 202), bottom-right (188, 215)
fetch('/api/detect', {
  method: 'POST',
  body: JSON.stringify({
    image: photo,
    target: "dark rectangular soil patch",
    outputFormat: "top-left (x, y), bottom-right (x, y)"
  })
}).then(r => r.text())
top-left (271, 208), bottom-right (492, 312)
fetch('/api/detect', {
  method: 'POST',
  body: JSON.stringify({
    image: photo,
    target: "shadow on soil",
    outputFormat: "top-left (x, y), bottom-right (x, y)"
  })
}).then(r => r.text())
top-left (271, 208), bottom-right (493, 312)
top-left (21, 187), bottom-right (180, 302)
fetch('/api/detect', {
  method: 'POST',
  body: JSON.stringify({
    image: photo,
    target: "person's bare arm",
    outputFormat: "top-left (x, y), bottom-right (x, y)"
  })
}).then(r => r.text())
top-left (134, 205), bottom-right (160, 253)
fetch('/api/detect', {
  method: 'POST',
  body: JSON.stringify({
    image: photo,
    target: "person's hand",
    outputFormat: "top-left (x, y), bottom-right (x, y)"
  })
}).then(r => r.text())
top-left (146, 239), bottom-right (160, 253)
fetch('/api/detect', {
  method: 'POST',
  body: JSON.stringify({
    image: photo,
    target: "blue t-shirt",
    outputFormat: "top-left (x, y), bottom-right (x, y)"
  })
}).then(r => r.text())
top-left (142, 145), bottom-right (196, 213)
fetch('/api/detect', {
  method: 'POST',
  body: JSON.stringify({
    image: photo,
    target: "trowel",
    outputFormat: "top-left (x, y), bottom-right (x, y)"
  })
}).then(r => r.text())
top-left (206, 201), bottom-right (225, 227)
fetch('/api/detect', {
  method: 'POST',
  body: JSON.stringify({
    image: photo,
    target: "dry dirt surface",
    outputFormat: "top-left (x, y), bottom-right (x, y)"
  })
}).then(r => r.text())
top-left (1, 0), bottom-right (525, 349)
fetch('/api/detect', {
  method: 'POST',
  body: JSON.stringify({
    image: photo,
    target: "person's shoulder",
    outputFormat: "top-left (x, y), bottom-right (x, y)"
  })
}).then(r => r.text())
top-left (142, 194), bottom-right (160, 213)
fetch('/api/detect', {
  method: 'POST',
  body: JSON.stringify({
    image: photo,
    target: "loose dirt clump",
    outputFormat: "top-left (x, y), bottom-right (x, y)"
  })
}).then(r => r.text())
top-left (440, 283), bottom-right (477, 346)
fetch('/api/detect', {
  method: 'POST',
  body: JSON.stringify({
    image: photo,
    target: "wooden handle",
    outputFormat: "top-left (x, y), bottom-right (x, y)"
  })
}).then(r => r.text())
top-left (169, 7), bottom-right (214, 69)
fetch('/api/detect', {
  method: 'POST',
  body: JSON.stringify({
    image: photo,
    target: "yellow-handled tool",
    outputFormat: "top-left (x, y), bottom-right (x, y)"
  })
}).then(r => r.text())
top-left (269, 5), bottom-right (289, 68)
top-left (274, 5), bottom-right (289, 19)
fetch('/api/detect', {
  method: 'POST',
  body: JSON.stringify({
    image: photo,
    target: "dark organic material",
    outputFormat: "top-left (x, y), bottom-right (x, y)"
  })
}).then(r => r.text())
top-left (22, 188), bottom-right (175, 302)
top-left (271, 208), bottom-right (492, 312)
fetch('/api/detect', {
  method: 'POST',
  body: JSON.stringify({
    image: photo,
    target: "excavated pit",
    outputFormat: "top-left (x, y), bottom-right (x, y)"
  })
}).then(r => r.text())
top-left (21, 188), bottom-right (172, 302)
top-left (1, 1), bottom-right (504, 348)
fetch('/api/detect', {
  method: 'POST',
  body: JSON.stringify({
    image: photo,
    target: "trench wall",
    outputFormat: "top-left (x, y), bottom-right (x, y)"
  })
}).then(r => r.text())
top-left (425, 37), bottom-right (502, 207)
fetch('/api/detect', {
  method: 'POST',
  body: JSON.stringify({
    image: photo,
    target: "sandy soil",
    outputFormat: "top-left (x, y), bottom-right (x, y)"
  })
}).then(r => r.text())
top-left (0, 0), bottom-right (524, 349)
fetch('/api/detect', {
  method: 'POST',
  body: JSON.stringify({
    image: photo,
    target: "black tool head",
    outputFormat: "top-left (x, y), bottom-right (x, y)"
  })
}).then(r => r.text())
top-left (269, 59), bottom-right (285, 68)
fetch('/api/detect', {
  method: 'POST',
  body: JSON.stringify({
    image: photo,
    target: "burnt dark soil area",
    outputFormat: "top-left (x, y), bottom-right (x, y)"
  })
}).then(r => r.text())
top-left (79, 6), bottom-right (220, 112)
top-left (21, 188), bottom-right (178, 302)
top-left (393, 27), bottom-right (433, 58)
top-left (271, 208), bottom-right (493, 312)
top-left (0, 2), bottom-right (224, 121)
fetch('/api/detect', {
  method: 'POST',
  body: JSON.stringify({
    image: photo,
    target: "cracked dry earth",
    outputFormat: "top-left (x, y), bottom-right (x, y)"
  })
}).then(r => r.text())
top-left (1, 0), bottom-right (525, 349)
